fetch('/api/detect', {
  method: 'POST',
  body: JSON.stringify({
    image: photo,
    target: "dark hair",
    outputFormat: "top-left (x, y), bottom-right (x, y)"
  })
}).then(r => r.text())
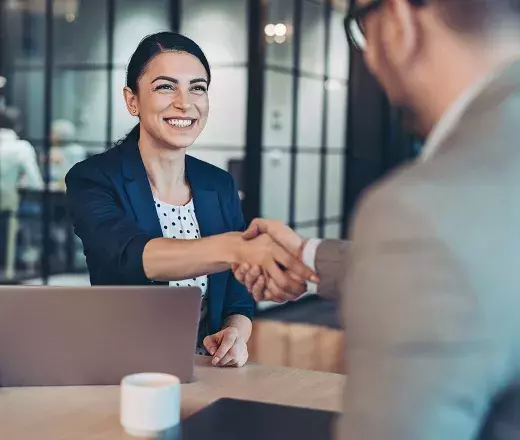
top-left (433, 0), bottom-right (520, 34)
top-left (0, 110), bottom-right (16, 131)
top-left (120, 32), bottom-right (211, 144)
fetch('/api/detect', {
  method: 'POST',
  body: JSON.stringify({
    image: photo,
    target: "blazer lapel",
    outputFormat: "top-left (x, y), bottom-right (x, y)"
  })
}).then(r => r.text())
top-left (120, 140), bottom-right (163, 238)
top-left (190, 188), bottom-right (225, 237)
top-left (187, 159), bottom-right (228, 336)
top-left (437, 59), bottom-right (520, 157)
top-left (186, 158), bottom-right (225, 237)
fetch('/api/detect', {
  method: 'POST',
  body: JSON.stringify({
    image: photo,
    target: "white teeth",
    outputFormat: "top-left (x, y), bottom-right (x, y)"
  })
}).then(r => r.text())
top-left (167, 119), bottom-right (194, 128)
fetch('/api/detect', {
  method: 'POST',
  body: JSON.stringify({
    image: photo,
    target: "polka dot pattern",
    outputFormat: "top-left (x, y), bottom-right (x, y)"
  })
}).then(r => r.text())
top-left (153, 198), bottom-right (208, 297)
top-left (154, 198), bottom-right (209, 355)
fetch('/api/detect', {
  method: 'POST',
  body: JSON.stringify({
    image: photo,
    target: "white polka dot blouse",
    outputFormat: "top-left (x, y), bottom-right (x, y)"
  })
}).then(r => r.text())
top-left (153, 198), bottom-right (208, 296)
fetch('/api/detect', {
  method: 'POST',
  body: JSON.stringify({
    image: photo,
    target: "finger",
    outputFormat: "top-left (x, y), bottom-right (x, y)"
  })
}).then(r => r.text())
top-left (263, 289), bottom-right (287, 304)
top-left (234, 271), bottom-right (245, 284)
top-left (227, 350), bottom-right (247, 368)
top-left (244, 265), bottom-right (261, 291)
top-left (238, 263), bottom-right (251, 283)
top-left (217, 352), bottom-right (237, 367)
top-left (242, 220), bottom-right (262, 240)
top-left (203, 336), bottom-right (218, 356)
top-left (232, 268), bottom-right (244, 283)
top-left (212, 330), bottom-right (237, 365)
top-left (233, 270), bottom-right (244, 284)
top-left (272, 245), bottom-right (319, 283)
top-left (252, 288), bottom-right (265, 302)
top-left (266, 256), bottom-right (308, 297)
top-left (264, 277), bottom-right (301, 303)
top-left (287, 271), bottom-right (303, 282)
top-left (240, 263), bottom-right (251, 273)
top-left (236, 353), bottom-right (249, 367)
top-left (242, 218), bottom-right (271, 240)
top-left (251, 274), bottom-right (266, 299)
top-left (233, 263), bottom-right (248, 283)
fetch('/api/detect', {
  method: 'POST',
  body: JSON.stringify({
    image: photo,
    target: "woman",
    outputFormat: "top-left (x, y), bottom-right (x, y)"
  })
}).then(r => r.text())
top-left (66, 32), bottom-right (313, 368)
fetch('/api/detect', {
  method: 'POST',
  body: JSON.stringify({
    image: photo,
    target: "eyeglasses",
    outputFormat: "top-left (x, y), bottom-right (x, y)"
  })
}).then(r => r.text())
top-left (345, 0), bottom-right (427, 51)
top-left (344, 0), bottom-right (384, 51)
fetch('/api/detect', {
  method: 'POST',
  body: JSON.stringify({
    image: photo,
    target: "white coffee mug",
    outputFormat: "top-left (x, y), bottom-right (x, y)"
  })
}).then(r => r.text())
top-left (120, 373), bottom-right (181, 437)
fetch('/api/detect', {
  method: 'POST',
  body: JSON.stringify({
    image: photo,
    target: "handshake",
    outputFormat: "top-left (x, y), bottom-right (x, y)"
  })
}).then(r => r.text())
top-left (230, 219), bottom-right (319, 303)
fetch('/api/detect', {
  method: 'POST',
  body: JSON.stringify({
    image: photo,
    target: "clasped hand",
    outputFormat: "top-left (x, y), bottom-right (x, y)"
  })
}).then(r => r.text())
top-left (232, 219), bottom-right (318, 303)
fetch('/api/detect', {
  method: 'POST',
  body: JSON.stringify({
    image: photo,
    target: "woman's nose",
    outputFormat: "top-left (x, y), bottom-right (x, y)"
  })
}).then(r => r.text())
top-left (173, 90), bottom-right (192, 111)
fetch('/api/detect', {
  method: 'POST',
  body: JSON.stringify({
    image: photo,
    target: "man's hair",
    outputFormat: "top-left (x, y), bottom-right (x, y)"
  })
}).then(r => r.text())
top-left (0, 110), bottom-right (16, 130)
top-left (433, 0), bottom-right (520, 34)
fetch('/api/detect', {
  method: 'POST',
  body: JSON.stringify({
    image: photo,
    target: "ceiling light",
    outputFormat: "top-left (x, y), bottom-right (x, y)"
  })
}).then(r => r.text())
top-left (264, 24), bottom-right (276, 37)
top-left (274, 23), bottom-right (287, 37)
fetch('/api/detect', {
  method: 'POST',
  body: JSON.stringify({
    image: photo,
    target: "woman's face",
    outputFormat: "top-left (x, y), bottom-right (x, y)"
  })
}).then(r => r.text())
top-left (125, 51), bottom-right (209, 150)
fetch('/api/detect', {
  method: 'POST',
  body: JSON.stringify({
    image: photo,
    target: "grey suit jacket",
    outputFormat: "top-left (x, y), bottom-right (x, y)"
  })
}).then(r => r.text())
top-left (317, 60), bottom-right (520, 440)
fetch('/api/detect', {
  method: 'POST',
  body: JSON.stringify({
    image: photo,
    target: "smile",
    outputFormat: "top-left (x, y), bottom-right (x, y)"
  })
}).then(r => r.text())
top-left (164, 118), bottom-right (196, 128)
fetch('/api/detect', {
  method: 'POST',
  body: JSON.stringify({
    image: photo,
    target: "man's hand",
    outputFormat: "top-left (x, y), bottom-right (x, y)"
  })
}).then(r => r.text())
top-left (235, 233), bottom-right (317, 301)
top-left (203, 327), bottom-right (248, 368)
top-left (232, 219), bottom-right (316, 303)
top-left (243, 219), bottom-right (306, 257)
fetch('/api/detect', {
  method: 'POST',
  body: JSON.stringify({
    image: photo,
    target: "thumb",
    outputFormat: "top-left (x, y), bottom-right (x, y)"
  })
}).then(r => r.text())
top-left (203, 335), bottom-right (218, 356)
top-left (242, 219), bottom-right (266, 240)
top-left (242, 224), bottom-right (260, 240)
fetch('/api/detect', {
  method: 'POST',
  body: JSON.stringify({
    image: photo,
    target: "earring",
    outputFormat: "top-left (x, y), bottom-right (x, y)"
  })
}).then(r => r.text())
top-left (132, 109), bottom-right (138, 115)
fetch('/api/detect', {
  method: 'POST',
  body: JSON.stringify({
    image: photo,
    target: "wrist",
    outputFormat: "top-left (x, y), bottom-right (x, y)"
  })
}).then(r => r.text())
top-left (220, 232), bottom-right (245, 264)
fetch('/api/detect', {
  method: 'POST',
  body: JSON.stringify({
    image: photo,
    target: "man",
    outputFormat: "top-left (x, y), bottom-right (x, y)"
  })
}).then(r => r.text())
top-left (235, 0), bottom-right (520, 438)
top-left (0, 111), bottom-right (43, 209)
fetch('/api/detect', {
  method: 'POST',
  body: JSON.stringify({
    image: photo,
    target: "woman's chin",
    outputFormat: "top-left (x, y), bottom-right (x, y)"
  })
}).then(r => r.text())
top-left (161, 134), bottom-right (197, 150)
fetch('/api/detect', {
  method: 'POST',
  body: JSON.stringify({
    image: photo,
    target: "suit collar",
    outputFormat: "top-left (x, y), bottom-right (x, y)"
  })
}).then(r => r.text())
top-left (463, 58), bottom-right (520, 121)
top-left (426, 58), bottom-right (520, 161)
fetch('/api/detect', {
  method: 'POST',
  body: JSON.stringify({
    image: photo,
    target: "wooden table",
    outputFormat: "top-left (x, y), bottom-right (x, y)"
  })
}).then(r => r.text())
top-left (0, 357), bottom-right (345, 440)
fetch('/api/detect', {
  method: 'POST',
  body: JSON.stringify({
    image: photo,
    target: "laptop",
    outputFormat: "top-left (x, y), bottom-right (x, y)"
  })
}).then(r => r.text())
top-left (0, 286), bottom-right (202, 387)
top-left (174, 398), bottom-right (338, 440)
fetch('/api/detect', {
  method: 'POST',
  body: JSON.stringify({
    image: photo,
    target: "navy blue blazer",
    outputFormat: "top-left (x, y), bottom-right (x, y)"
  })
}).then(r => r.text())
top-left (65, 138), bottom-right (254, 336)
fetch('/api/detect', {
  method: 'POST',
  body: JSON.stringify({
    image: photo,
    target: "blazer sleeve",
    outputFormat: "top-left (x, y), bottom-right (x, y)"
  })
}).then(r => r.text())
top-left (315, 239), bottom-right (348, 300)
top-left (221, 175), bottom-right (255, 322)
top-left (65, 162), bottom-right (154, 284)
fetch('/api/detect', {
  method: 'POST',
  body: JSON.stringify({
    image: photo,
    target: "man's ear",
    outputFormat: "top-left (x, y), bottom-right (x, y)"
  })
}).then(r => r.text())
top-left (385, 0), bottom-right (423, 66)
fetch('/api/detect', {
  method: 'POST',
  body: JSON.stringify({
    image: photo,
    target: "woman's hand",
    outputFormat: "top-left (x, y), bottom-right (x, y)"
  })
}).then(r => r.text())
top-left (234, 233), bottom-right (316, 301)
top-left (203, 327), bottom-right (248, 368)
top-left (231, 263), bottom-right (269, 301)
top-left (232, 264), bottom-right (267, 301)
top-left (232, 219), bottom-right (316, 302)
top-left (232, 263), bottom-right (306, 303)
